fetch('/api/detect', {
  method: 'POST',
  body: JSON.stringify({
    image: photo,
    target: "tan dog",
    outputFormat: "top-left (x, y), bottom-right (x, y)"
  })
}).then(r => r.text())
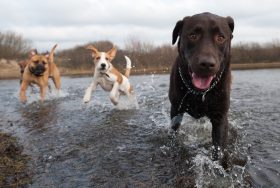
top-left (83, 45), bottom-right (133, 105)
top-left (19, 44), bottom-right (61, 103)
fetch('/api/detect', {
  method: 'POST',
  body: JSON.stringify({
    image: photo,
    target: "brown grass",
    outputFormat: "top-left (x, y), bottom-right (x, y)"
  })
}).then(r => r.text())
top-left (0, 59), bottom-right (20, 79)
top-left (1, 59), bottom-right (280, 79)
top-left (231, 62), bottom-right (280, 70)
top-left (0, 132), bottom-right (31, 187)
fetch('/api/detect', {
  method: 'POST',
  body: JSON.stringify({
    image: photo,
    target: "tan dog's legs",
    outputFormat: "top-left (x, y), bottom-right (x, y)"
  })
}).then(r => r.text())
top-left (83, 81), bottom-right (97, 103)
top-left (49, 66), bottom-right (61, 95)
top-left (52, 68), bottom-right (61, 90)
top-left (39, 85), bottom-right (47, 102)
top-left (20, 80), bottom-right (29, 103)
top-left (110, 82), bottom-right (120, 105)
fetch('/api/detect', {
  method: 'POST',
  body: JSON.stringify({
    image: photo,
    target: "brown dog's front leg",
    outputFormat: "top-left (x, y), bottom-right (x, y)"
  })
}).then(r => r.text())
top-left (20, 81), bottom-right (29, 103)
top-left (210, 114), bottom-right (229, 160)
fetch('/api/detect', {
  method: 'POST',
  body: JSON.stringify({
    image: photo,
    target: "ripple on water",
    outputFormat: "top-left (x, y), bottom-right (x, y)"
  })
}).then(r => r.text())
top-left (0, 71), bottom-right (279, 187)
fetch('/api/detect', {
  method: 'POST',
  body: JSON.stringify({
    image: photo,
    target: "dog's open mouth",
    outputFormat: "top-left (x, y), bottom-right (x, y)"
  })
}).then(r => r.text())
top-left (191, 73), bottom-right (214, 90)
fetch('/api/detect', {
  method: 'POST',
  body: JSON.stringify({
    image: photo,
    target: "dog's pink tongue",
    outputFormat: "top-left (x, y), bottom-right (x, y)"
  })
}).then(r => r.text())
top-left (192, 73), bottom-right (213, 90)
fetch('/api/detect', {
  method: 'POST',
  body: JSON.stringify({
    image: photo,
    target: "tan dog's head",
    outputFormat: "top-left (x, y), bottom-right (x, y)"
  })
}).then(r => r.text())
top-left (86, 45), bottom-right (117, 73)
top-left (27, 44), bottom-right (57, 76)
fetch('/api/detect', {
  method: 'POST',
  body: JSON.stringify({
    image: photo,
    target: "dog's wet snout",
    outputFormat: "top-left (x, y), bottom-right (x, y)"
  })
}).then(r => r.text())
top-left (35, 64), bottom-right (45, 71)
top-left (101, 63), bottom-right (106, 68)
top-left (37, 63), bottom-right (45, 68)
top-left (199, 61), bottom-right (215, 69)
top-left (198, 56), bottom-right (216, 70)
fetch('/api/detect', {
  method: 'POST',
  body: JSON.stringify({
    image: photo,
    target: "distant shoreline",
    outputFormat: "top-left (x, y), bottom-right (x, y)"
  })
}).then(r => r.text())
top-left (1, 61), bottom-right (280, 80)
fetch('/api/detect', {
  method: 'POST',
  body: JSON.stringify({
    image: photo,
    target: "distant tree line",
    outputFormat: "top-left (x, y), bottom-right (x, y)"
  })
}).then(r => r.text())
top-left (0, 31), bottom-right (31, 59)
top-left (57, 39), bottom-right (280, 71)
top-left (56, 39), bottom-right (177, 73)
top-left (231, 41), bottom-right (280, 64)
top-left (1, 31), bottom-right (280, 71)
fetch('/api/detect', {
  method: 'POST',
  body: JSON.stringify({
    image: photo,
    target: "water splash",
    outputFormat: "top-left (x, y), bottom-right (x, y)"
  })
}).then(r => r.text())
top-left (193, 150), bottom-right (248, 188)
top-left (116, 93), bottom-right (139, 110)
top-left (14, 87), bottom-right (69, 105)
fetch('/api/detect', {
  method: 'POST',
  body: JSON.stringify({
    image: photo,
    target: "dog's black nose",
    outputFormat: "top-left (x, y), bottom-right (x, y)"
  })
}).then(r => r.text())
top-left (198, 56), bottom-right (216, 70)
top-left (199, 61), bottom-right (215, 69)
top-left (101, 63), bottom-right (106, 68)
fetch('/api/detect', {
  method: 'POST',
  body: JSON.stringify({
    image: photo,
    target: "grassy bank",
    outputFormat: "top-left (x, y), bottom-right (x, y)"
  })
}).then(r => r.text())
top-left (0, 132), bottom-right (31, 187)
top-left (231, 62), bottom-right (280, 70)
top-left (55, 62), bottom-right (280, 77)
top-left (1, 59), bottom-right (280, 79)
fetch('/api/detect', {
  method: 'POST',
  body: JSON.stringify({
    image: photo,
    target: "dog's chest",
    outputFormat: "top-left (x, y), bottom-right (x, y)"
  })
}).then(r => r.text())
top-left (183, 95), bottom-right (207, 119)
top-left (97, 77), bottom-right (114, 91)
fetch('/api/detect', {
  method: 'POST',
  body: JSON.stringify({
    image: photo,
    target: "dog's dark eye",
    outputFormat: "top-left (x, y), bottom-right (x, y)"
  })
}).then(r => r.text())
top-left (216, 35), bottom-right (226, 44)
top-left (33, 60), bottom-right (39, 64)
top-left (105, 57), bottom-right (109, 61)
top-left (188, 34), bottom-right (199, 41)
top-left (96, 57), bottom-right (100, 60)
top-left (42, 61), bottom-right (47, 65)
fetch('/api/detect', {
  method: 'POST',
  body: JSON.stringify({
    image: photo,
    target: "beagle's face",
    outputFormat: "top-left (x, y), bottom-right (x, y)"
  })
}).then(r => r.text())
top-left (86, 45), bottom-right (117, 73)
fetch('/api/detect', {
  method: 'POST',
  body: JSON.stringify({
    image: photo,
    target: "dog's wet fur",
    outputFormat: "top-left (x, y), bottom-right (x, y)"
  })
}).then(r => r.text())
top-left (169, 12), bottom-right (234, 160)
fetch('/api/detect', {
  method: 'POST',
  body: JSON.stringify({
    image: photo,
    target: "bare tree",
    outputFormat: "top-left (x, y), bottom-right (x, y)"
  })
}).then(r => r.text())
top-left (0, 31), bottom-right (31, 59)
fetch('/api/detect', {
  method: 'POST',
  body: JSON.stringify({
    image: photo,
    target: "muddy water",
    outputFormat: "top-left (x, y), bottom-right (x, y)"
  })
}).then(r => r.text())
top-left (0, 69), bottom-right (279, 187)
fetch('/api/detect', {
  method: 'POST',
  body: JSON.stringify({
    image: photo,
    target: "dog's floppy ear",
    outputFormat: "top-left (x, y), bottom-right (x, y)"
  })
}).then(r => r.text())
top-left (85, 45), bottom-right (99, 57)
top-left (172, 20), bottom-right (184, 45)
top-left (226, 16), bottom-right (234, 38)
top-left (107, 46), bottom-right (117, 61)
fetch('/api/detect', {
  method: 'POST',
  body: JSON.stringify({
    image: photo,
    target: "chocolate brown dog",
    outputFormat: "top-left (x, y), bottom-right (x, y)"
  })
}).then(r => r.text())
top-left (19, 44), bottom-right (61, 103)
top-left (169, 12), bottom-right (234, 159)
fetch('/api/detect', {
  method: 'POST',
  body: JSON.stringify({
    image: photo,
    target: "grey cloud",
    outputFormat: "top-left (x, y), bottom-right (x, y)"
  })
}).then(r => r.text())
top-left (1, 0), bottom-right (280, 50)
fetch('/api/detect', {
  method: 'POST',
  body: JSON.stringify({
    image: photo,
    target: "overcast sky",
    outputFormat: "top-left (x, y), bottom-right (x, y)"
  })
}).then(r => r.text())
top-left (1, 0), bottom-right (280, 50)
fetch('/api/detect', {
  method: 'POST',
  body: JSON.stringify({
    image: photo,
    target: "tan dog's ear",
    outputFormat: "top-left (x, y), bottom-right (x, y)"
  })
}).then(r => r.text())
top-left (29, 49), bottom-right (37, 58)
top-left (107, 46), bottom-right (117, 61)
top-left (85, 45), bottom-right (99, 57)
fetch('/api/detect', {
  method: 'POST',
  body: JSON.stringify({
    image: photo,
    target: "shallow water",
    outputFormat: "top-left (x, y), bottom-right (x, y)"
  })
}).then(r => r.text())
top-left (0, 69), bottom-right (279, 187)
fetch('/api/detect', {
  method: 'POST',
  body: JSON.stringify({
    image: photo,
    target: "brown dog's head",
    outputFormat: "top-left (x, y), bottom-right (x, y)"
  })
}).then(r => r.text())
top-left (85, 45), bottom-right (117, 73)
top-left (27, 44), bottom-right (57, 76)
top-left (172, 12), bottom-right (234, 90)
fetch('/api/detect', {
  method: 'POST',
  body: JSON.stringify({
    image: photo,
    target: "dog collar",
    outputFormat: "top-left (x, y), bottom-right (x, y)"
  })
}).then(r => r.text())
top-left (178, 64), bottom-right (224, 111)
top-left (100, 72), bottom-right (110, 78)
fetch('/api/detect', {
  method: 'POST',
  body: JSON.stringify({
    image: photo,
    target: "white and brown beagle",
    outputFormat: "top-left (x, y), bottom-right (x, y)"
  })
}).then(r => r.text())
top-left (83, 45), bottom-right (133, 105)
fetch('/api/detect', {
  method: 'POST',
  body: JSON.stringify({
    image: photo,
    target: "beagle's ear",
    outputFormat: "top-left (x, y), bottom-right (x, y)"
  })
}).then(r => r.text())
top-left (172, 20), bottom-right (184, 45)
top-left (85, 45), bottom-right (99, 57)
top-left (107, 46), bottom-right (117, 61)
